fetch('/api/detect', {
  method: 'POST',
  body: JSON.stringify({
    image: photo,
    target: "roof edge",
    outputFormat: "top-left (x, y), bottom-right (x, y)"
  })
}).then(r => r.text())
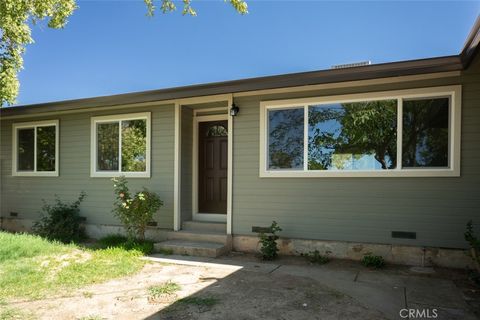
top-left (0, 55), bottom-right (463, 117)
top-left (461, 15), bottom-right (480, 68)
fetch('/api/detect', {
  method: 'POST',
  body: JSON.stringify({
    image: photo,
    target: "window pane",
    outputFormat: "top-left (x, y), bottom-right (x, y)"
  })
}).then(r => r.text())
top-left (206, 124), bottom-right (227, 137)
top-left (268, 108), bottom-right (304, 169)
top-left (17, 128), bottom-right (35, 171)
top-left (402, 97), bottom-right (449, 168)
top-left (308, 100), bottom-right (397, 170)
top-left (97, 122), bottom-right (119, 171)
top-left (36, 126), bottom-right (56, 171)
top-left (121, 119), bottom-right (147, 172)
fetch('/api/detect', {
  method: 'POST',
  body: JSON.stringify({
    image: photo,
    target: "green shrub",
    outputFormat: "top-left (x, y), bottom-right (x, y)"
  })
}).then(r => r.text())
top-left (258, 221), bottom-right (282, 260)
top-left (361, 253), bottom-right (386, 269)
top-left (32, 192), bottom-right (86, 243)
top-left (301, 249), bottom-right (330, 264)
top-left (98, 234), bottom-right (154, 255)
top-left (112, 176), bottom-right (163, 241)
top-left (465, 220), bottom-right (480, 273)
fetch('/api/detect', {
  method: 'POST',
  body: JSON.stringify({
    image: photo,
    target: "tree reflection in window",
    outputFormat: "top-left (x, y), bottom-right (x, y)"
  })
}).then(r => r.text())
top-left (18, 128), bottom-right (35, 171)
top-left (206, 124), bottom-right (227, 137)
top-left (268, 108), bottom-right (304, 169)
top-left (122, 119), bottom-right (147, 172)
top-left (36, 126), bottom-right (56, 171)
top-left (402, 98), bottom-right (449, 168)
top-left (308, 100), bottom-right (397, 170)
top-left (97, 122), bottom-right (119, 171)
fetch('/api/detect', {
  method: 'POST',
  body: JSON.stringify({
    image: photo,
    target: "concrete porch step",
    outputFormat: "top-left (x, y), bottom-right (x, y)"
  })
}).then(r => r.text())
top-left (167, 230), bottom-right (227, 244)
top-left (153, 240), bottom-right (228, 258)
top-left (182, 220), bottom-right (226, 233)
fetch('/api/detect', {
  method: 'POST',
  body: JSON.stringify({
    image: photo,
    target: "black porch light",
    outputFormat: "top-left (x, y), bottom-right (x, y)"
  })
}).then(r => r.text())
top-left (230, 103), bottom-right (239, 116)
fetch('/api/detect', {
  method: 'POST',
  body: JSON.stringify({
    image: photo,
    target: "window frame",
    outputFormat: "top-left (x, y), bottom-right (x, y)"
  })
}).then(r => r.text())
top-left (90, 112), bottom-right (151, 178)
top-left (12, 120), bottom-right (59, 177)
top-left (259, 85), bottom-right (461, 178)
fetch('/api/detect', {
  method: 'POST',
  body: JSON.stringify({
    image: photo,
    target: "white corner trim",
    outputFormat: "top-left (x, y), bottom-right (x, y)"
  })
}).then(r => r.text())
top-left (90, 112), bottom-right (151, 178)
top-left (227, 95), bottom-right (233, 235)
top-left (173, 103), bottom-right (181, 231)
top-left (259, 85), bottom-right (462, 178)
top-left (12, 119), bottom-right (60, 177)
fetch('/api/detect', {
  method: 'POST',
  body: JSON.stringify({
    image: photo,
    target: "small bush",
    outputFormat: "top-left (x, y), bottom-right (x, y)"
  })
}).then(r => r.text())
top-left (148, 281), bottom-right (181, 303)
top-left (258, 221), bottom-right (282, 260)
top-left (148, 282), bottom-right (181, 296)
top-left (112, 176), bottom-right (163, 241)
top-left (465, 220), bottom-right (480, 273)
top-left (362, 253), bottom-right (386, 269)
top-left (301, 250), bottom-right (330, 264)
top-left (32, 192), bottom-right (86, 243)
top-left (98, 234), bottom-right (154, 255)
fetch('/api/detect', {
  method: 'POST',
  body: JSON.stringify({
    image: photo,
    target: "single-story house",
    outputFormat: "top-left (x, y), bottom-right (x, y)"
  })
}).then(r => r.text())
top-left (1, 17), bottom-right (479, 268)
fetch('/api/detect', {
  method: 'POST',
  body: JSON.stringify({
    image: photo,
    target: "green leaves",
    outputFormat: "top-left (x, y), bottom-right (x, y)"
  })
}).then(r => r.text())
top-left (0, 0), bottom-right (77, 106)
top-left (112, 176), bottom-right (163, 240)
top-left (1, 0), bottom-right (248, 106)
top-left (145, 0), bottom-right (248, 17)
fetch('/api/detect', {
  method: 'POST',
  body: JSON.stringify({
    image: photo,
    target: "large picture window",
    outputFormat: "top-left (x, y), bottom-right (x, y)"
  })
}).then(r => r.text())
top-left (12, 120), bottom-right (59, 176)
top-left (91, 113), bottom-right (151, 178)
top-left (260, 86), bottom-right (461, 177)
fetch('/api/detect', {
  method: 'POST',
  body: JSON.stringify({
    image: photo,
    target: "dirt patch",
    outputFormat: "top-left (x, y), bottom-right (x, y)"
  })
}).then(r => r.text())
top-left (5, 260), bottom-right (385, 320)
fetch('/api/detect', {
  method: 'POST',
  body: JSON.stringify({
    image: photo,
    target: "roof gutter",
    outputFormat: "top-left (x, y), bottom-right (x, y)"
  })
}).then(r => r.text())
top-left (0, 55), bottom-right (463, 117)
top-left (461, 15), bottom-right (480, 68)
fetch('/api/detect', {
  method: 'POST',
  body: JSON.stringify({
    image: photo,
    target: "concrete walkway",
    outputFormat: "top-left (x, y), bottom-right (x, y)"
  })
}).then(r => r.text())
top-left (145, 254), bottom-right (477, 320)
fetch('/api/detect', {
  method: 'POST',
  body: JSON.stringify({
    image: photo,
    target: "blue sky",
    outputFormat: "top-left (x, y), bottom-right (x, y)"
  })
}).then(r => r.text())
top-left (16, 0), bottom-right (480, 105)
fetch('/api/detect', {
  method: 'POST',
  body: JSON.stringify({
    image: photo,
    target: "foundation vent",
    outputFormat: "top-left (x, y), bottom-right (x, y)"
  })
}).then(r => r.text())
top-left (392, 231), bottom-right (416, 239)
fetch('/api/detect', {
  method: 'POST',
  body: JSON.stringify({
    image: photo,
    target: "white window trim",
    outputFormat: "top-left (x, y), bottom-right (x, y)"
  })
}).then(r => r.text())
top-left (259, 85), bottom-right (461, 178)
top-left (12, 120), bottom-right (60, 177)
top-left (90, 112), bottom-right (151, 178)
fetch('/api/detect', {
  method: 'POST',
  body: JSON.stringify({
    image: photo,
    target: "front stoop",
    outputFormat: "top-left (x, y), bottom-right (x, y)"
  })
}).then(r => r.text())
top-left (154, 240), bottom-right (229, 258)
top-left (153, 220), bottom-right (230, 258)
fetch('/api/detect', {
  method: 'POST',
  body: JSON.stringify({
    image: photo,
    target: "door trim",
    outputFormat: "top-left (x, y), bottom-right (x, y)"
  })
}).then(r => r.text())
top-left (192, 114), bottom-right (229, 223)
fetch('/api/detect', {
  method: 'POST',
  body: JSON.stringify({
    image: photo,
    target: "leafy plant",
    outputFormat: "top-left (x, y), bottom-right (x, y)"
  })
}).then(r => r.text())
top-left (32, 192), bottom-right (86, 243)
top-left (465, 220), bottom-right (480, 273)
top-left (148, 281), bottom-right (181, 303)
top-left (301, 250), bottom-right (330, 264)
top-left (112, 176), bottom-right (163, 241)
top-left (361, 253), bottom-right (386, 269)
top-left (258, 221), bottom-right (282, 260)
top-left (97, 234), bottom-right (154, 255)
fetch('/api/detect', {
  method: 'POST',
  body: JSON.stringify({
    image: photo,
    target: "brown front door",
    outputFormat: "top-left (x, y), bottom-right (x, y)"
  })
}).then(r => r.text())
top-left (198, 120), bottom-right (228, 214)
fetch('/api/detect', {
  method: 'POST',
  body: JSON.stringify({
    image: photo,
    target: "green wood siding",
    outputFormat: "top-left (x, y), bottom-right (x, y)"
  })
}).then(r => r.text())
top-left (231, 58), bottom-right (480, 249)
top-left (1, 105), bottom-right (175, 229)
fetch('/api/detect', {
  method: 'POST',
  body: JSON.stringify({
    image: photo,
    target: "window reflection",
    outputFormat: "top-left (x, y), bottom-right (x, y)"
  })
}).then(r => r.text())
top-left (268, 108), bottom-right (304, 169)
top-left (308, 100), bottom-right (397, 170)
top-left (97, 122), bottom-right (119, 171)
top-left (18, 128), bottom-right (35, 171)
top-left (121, 119), bottom-right (147, 172)
top-left (402, 98), bottom-right (449, 168)
top-left (36, 126), bottom-right (56, 171)
top-left (206, 125), bottom-right (227, 137)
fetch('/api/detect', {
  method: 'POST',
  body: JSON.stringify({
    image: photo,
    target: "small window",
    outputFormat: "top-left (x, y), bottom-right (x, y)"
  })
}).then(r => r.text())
top-left (13, 120), bottom-right (59, 176)
top-left (206, 124), bottom-right (228, 137)
top-left (91, 113), bottom-right (150, 178)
